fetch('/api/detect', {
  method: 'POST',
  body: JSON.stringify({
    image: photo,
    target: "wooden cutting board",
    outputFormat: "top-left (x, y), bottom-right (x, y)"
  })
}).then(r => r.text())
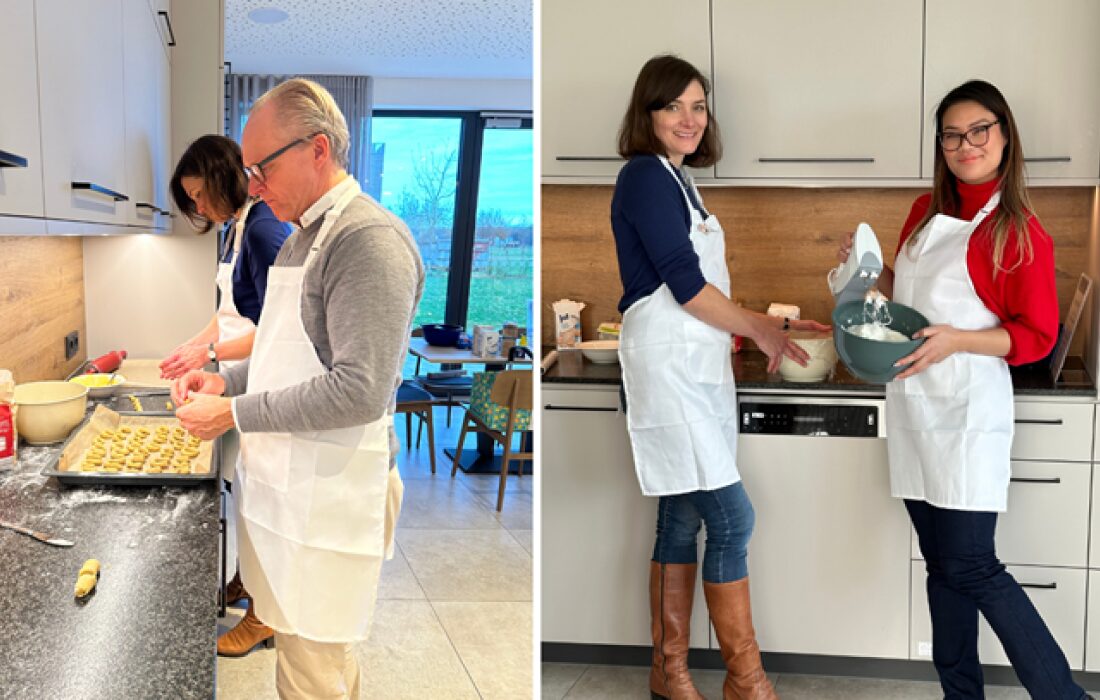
top-left (118, 359), bottom-right (172, 389)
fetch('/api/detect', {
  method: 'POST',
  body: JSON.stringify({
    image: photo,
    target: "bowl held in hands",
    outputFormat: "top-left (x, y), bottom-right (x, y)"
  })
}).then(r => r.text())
top-left (832, 301), bottom-right (930, 383)
top-left (778, 332), bottom-right (838, 383)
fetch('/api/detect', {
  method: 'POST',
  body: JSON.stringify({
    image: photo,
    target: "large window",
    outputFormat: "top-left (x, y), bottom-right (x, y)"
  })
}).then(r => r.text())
top-left (367, 112), bottom-right (532, 375)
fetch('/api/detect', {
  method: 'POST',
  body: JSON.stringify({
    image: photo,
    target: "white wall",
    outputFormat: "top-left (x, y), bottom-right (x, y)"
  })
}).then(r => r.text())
top-left (83, 0), bottom-right (223, 358)
top-left (373, 77), bottom-right (532, 111)
top-left (1088, 187), bottom-right (1099, 396)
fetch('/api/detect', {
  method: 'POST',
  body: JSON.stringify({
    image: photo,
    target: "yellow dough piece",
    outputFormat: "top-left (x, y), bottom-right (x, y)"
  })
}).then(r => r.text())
top-left (74, 559), bottom-right (100, 597)
top-left (118, 426), bottom-right (132, 434)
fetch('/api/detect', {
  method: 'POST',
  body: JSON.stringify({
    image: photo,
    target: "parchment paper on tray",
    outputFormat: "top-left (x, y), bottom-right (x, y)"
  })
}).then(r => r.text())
top-left (49, 405), bottom-right (214, 482)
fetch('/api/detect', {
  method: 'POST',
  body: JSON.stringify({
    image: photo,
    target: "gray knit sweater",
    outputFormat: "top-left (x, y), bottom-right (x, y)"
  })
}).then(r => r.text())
top-left (222, 193), bottom-right (424, 458)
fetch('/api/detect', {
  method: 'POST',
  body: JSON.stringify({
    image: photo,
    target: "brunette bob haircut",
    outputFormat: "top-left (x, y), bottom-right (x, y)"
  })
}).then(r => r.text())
top-left (169, 134), bottom-right (249, 233)
top-left (617, 55), bottom-right (722, 168)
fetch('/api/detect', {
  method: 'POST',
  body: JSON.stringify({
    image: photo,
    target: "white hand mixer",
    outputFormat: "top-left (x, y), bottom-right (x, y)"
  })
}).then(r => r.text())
top-left (827, 222), bottom-right (884, 308)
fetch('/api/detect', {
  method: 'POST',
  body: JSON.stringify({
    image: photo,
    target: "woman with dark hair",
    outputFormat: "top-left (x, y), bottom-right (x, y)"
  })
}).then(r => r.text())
top-left (161, 134), bottom-right (290, 657)
top-left (613, 54), bottom-right (827, 700)
top-left (838, 80), bottom-right (1090, 699)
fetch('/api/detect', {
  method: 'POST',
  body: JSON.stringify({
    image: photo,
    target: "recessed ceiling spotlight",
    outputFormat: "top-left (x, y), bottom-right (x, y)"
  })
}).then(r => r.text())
top-left (248, 7), bottom-right (289, 24)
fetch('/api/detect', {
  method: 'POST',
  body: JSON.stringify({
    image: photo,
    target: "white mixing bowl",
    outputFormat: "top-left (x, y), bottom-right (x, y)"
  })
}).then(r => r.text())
top-left (778, 332), bottom-right (838, 383)
top-left (13, 381), bottom-right (89, 444)
top-left (576, 340), bottom-right (620, 364)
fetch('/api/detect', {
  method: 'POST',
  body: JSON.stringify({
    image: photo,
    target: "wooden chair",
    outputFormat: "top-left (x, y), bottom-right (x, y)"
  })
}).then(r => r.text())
top-left (451, 369), bottom-right (533, 511)
top-left (395, 379), bottom-right (437, 474)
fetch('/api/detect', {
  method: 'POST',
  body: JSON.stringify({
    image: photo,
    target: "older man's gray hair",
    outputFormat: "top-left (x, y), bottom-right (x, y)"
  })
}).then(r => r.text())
top-left (253, 78), bottom-right (351, 170)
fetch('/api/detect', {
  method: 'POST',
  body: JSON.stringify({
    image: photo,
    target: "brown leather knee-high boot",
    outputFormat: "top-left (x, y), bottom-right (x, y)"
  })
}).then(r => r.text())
top-left (650, 562), bottom-right (704, 700)
top-left (704, 578), bottom-right (777, 700)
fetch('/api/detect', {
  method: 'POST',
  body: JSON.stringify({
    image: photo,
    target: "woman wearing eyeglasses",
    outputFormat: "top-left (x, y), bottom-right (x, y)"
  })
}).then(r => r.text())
top-left (161, 134), bottom-right (291, 657)
top-left (838, 80), bottom-right (1089, 699)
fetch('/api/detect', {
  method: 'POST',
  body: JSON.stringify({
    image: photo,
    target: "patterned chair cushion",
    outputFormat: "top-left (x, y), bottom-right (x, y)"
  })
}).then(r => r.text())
top-left (470, 372), bottom-right (531, 433)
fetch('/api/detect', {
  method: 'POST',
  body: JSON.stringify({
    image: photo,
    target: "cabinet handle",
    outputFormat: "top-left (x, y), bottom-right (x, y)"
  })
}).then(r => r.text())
top-left (1013, 418), bottom-right (1063, 426)
top-left (157, 11), bottom-right (176, 47)
top-left (1010, 477), bottom-right (1061, 484)
top-left (0, 149), bottom-right (28, 168)
top-left (543, 404), bottom-right (618, 412)
top-left (1025, 157), bottom-right (1071, 163)
top-left (758, 157), bottom-right (875, 164)
top-left (71, 182), bottom-right (129, 202)
top-left (555, 156), bottom-right (625, 162)
top-left (1019, 582), bottom-right (1057, 590)
top-left (135, 202), bottom-right (158, 211)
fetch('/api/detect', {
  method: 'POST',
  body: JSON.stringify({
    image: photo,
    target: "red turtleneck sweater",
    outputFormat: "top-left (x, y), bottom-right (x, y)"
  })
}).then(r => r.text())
top-left (895, 178), bottom-right (1058, 365)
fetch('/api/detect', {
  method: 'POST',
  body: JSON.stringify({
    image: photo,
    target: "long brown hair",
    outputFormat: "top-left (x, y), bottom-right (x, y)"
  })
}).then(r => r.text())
top-left (617, 55), bottom-right (722, 168)
top-left (170, 135), bottom-right (249, 233)
top-left (908, 80), bottom-right (1034, 277)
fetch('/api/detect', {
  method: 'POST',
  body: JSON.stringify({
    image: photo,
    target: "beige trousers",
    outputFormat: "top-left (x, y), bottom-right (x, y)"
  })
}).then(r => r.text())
top-left (274, 633), bottom-right (361, 699)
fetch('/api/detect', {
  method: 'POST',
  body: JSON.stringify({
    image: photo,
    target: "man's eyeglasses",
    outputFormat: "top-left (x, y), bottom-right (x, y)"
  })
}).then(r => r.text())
top-left (938, 121), bottom-right (1000, 152)
top-left (244, 133), bottom-right (320, 183)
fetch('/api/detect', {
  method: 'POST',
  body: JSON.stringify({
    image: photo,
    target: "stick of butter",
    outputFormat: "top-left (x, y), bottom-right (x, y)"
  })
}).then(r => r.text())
top-left (74, 559), bottom-right (100, 597)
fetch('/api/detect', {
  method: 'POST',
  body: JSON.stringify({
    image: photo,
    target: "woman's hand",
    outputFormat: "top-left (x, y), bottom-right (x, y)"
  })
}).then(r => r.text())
top-left (160, 343), bottom-right (209, 379)
top-left (171, 370), bottom-right (225, 407)
top-left (893, 325), bottom-right (963, 380)
top-left (176, 394), bottom-right (235, 440)
top-left (790, 319), bottom-right (832, 334)
top-left (751, 319), bottom-right (810, 374)
top-left (836, 230), bottom-right (855, 264)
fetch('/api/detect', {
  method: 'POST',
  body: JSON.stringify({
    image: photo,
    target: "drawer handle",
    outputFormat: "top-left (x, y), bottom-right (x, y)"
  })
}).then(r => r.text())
top-left (758, 157), bottom-right (875, 164)
top-left (555, 156), bottom-right (625, 162)
top-left (157, 10), bottom-right (176, 47)
top-left (71, 181), bottom-right (129, 202)
top-left (543, 404), bottom-right (618, 412)
top-left (135, 202), bottom-right (158, 211)
top-left (1019, 582), bottom-right (1057, 590)
top-left (1010, 477), bottom-right (1061, 484)
top-left (0, 149), bottom-right (28, 168)
top-left (1013, 418), bottom-right (1063, 426)
top-left (1024, 156), bottom-right (1071, 163)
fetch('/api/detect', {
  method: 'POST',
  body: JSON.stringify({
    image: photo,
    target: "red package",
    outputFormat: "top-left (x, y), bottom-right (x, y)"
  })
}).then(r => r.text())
top-left (0, 404), bottom-right (13, 469)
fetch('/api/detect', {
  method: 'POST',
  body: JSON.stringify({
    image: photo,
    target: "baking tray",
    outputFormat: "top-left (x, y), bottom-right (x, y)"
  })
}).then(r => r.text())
top-left (41, 405), bottom-right (218, 487)
top-left (112, 390), bottom-right (177, 415)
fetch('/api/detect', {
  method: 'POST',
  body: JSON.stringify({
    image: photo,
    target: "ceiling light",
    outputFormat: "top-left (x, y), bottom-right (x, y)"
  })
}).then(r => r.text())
top-left (248, 7), bottom-right (289, 24)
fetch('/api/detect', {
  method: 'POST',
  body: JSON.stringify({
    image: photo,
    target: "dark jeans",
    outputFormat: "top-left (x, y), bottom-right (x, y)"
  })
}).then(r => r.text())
top-left (653, 481), bottom-right (754, 583)
top-left (906, 499), bottom-right (1087, 700)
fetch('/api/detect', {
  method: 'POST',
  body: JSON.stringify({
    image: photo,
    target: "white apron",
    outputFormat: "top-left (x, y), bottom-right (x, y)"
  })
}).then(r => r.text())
top-left (619, 156), bottom-right (740, 497)
top-left (216, 200), bottom-right (257, 483)
top-left (236, 179), bottom-right (402, 643)
top-left (886, 192), bottom-right (1014, 512)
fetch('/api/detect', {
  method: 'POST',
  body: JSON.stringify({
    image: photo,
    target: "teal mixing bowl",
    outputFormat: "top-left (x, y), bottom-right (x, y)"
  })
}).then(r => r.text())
top-left (832, 300), bottom-right (930, 383)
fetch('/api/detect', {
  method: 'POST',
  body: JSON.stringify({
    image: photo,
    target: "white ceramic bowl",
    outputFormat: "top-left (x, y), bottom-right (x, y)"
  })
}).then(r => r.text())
top-left (778, 332), bottom-right (838, 383)
top-left (68, 373), bottom-right (126, 398)
top-left (577, 340), bottom-right (620, 364)
top-left (12, 381), bottom-right (89, 444)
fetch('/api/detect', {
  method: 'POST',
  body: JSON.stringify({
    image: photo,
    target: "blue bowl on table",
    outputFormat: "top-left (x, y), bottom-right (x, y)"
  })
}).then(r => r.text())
top-left (421, 323), bottom-right (463, 347)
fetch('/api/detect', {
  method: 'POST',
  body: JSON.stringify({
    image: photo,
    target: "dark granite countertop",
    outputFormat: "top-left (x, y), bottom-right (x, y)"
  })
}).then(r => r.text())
top-left (543, 348), bottom-right (1097, 398)
top-left (0, 427), bottom-right (219, 698)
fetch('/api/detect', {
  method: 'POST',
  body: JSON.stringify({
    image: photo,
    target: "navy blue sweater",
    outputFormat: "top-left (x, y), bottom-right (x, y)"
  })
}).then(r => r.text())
top-left (220, 200), bottom-right (291, 325)
top-left (610, 155), bottom-right (708, 313)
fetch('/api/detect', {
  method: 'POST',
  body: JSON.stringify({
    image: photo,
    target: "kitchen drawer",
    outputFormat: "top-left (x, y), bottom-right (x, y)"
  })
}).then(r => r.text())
top-left (1011, 401), bottom-right (1094, 462)
top-left (910, 462), bottom-right (1090, 568)
top-left (911, 562), bottom-right (1086, 669)
top-left (1087, 572), bottom-right (1100, 672)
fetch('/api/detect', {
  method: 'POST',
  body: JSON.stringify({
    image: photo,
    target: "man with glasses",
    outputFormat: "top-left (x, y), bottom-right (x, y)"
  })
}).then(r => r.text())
top-left (173, 78), bottom-right (424, 698)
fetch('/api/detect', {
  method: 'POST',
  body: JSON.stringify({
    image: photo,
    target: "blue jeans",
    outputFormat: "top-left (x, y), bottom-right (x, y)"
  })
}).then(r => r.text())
top-left (906, 500), bottom-right (1087, 700)
top-left (652, 481), bottom-right (754, 583)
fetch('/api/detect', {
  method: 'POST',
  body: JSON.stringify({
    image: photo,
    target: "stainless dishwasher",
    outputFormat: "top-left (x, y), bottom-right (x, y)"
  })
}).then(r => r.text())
top-left (735, 393), bottom-right (912, 660)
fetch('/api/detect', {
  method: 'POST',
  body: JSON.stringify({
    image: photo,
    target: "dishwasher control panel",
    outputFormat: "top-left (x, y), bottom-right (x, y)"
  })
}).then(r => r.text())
top-left (739, 401), bottom-right (880, 438)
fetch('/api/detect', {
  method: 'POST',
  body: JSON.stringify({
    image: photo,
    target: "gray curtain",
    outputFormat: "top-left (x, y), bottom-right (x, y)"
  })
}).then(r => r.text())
top-left (227, 74), bottom-right (374, 186)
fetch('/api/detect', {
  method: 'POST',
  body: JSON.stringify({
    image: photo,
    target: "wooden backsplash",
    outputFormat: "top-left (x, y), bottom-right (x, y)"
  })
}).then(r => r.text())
top-left (542, 185), bottom-right (1095, 357)
top-left (0, 237), bottom-right (86, 382)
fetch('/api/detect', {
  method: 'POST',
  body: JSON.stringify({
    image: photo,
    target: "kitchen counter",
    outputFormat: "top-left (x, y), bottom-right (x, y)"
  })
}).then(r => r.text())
top-left (543, 348), bottom-right (1097, 398)
top-left (0, 434), bottom-right (219, 698)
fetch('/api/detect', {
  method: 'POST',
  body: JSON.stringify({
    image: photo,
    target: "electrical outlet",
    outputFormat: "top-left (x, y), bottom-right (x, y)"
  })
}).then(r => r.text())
top-left (64, 331), bottom-right (79, 361)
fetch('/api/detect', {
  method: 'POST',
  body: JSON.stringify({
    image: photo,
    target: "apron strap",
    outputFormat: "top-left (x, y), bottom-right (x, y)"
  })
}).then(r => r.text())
top-left (305, 179), bottom-right (362, 269)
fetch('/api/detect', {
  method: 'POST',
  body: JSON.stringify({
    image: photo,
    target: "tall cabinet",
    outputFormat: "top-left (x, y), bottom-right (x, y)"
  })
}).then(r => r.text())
top-left (0, 0), bottom-right (46, 232)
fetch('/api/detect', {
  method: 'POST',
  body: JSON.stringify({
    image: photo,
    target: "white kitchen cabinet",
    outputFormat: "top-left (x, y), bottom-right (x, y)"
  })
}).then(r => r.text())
top-left (541, 0), bottom-right (712, 179)
top-left (123, 0), bottom-right (172, 230)
top-left (1087, 571), bottom-right (1100, 672)
top-left (711, 0), bottom-right (924, 180)
top-left (147, 0), bottom-right (173, 56)
top-left (925, 0), bottom-right (1100, 181)
top-left (1010, 401), bottom-right (1094, 463)
top-left (37, 0), bottom-right (130, 227)
top-left (0, 0), bottom-right (46, 226)
top-left (541, 384), bottom-right (711, 648)
top-left (1091, 464), bottom-right (1100, 569)
top-left (910, 562), bottom-right (1087, 670)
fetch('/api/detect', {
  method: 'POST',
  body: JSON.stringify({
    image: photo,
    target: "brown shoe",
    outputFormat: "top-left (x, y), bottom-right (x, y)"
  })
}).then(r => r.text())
top-left (225, 571), bottom-right (246, 606)
top-left (649, 562), bottom-right (704, 700)
top-left (704, 578), bottom-right (777, 700)
top-left (217, 599), bottom-right (275, 657)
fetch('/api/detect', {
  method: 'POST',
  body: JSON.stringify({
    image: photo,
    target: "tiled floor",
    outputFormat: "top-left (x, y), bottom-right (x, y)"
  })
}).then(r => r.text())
top-left (216, 410), bottom-right (533, 699)
top-left (541, 663), bottom-right (1046, 699)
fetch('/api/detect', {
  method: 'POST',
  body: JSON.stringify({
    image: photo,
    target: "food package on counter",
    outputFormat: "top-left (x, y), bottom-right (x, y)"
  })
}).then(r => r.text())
top-left (0, 370), bottom-right (15, 470)
top-left (553, 299), bottom-right (586, 349)
top-left (597, 322), bottom-right (622, 341)
top-left (766, 303), bottom-right (801, 321)
top-left (473, 325), bottom-right (501, 358)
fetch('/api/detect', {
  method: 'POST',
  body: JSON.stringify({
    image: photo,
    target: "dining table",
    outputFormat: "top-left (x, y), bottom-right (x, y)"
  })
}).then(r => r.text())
top-left (407, 337), bottom-right (534, 475)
